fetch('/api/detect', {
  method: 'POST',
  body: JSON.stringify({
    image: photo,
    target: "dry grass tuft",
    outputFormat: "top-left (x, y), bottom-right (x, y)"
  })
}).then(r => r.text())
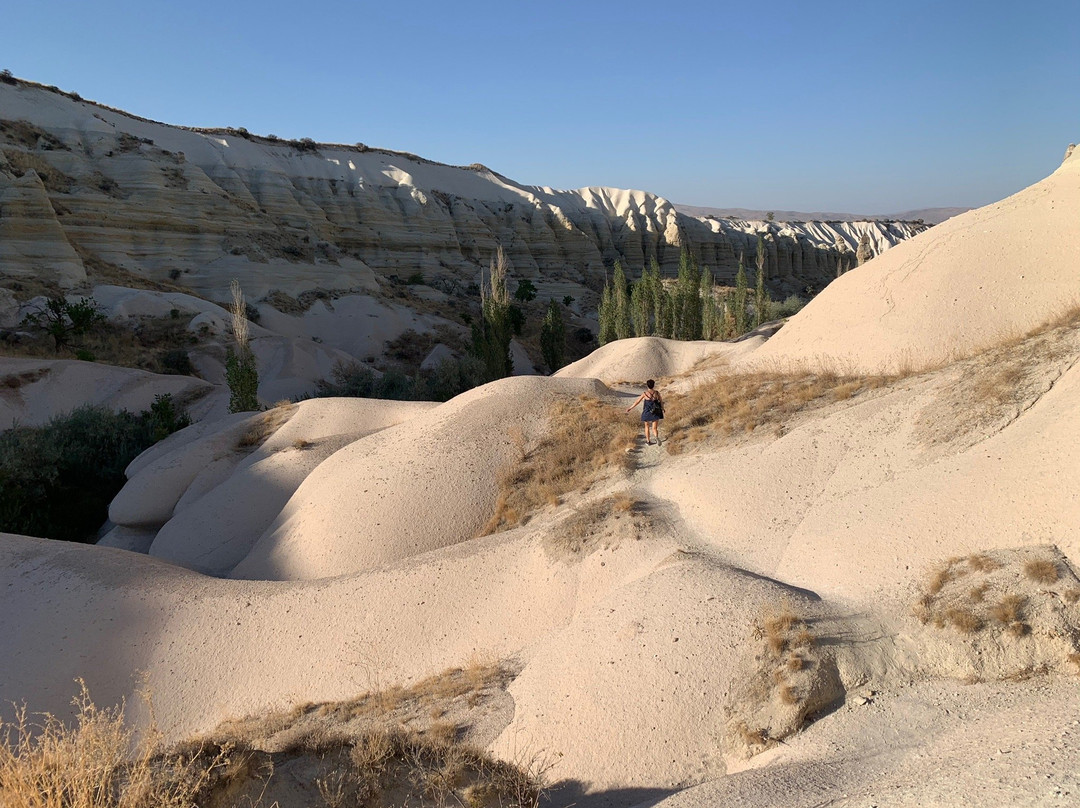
top-left (662, 370), bottom-right (887, 454)
top-left (990, 594), bottom-right (1026, 625)
top-left (777, 684), bottom-right (798, 705)
top-left (1024, 559), bottom-right (1060, 584)
top-left (0, 682), bottom-right (235, 808)
top-left (1007, 621), bottom-right (1031, 638)
top-left (483, 396), bottom-right (638, 534)
top-left (968, 553), bottom-right (1001, 573)
top-left (237, 402), bottom-right (297, 449)
top-left (927, 567), bottom-right (953, 596)
top-left (944, 608), bottom-right (983, 634)
top-left (1068, 653), bottom-right (1080, 672)
top-left (1064, 589), bottom-right (1080, 605)
top-left (968, 584), bottom-right (989, 603)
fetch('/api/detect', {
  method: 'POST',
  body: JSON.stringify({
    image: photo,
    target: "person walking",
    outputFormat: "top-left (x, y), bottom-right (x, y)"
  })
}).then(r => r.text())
top-left (626, 379), bottom-right (664, 445)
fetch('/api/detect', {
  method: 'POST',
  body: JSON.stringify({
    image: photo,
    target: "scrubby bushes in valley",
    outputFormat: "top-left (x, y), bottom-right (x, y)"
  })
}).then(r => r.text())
top-left (0, 397), bottom-right (189, 542)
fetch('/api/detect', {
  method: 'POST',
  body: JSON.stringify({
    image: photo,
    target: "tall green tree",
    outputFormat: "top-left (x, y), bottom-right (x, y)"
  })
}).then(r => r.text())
top-left (672, 250), bottom-right (702, 340)
top-left (701, 265), bottom-right (719, 340)
top-left (733, 255), bottom-right (749, 336)
top-left (226, 279), bottom-right (259, 413)
top-left (597, 279), bottom-right (616, 346)
top-left (613, 260), bottom-right (632, 341)
top-left (470, 247), bottom-right (514, 379)
top-left (648, 258), bottom-right (665, 333)
top-left (630, 280), bottom-right (649, 337)
top-left (540, 299), bottom-right (566, 373)
top-left (753, 235), bottom-right (771, 329)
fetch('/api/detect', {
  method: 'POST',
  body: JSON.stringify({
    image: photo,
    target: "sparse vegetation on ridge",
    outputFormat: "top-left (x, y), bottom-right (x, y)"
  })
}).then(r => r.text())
top-left (661, 369), bottom-right (887, 454)
top-left (483, 396), bottom-right (638, 534)
top-left (0, 668), bottom-right (543, 808)
top-left (912, 548), bottom-right (1080, 678)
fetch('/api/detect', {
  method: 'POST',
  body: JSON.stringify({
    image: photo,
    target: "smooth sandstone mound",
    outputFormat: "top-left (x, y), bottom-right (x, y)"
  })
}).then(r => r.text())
top-left (230, 375), bottom-right (609, 580)
top-left (750, 146), bottom-right (1080, 373)
top-left (109, 398), bottom-right (435, 574)
top-left (0, 356), bottom-right (213, 428)
top-left (555, 336), bottom-right (752, 385)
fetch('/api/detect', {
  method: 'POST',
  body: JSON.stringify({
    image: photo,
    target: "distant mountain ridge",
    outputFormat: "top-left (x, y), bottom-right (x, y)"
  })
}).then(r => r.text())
top-left (674, 204), bottom-right (971, 225)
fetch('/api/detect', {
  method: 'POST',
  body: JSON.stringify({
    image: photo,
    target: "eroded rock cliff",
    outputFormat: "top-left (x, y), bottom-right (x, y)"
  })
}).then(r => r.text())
top-left (0, 79), bottom-right (925, 305)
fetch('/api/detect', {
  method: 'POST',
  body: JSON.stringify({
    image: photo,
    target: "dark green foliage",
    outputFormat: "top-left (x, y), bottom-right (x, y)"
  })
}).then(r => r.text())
top-left (672, 250), bottom-right (703, 340)
top-left (514, 278), bottom-right (538, 302)
top-left (244, 302), bottom-right (261, 324)
top-left (630, 281), bottom-right (649, 338)
top-left (597, 281), bottom-right (616, 346)
top-left (0, 397), bottom-right (189, 542)
top-left (613, 261), bottom-right (632, 341)
top-left (774, 294), bottom-right (808, 318)
top-left (315, 356), bottom-right (487, 403)
top-left (225, 346), bottom-right (260, 413)
top-left (562, 295), bottom-right (575, 307)
top-left (754, 235), bottom-right (771, 329)
top-left (540, 299), bottom-right (566, 373)
top-left (21, 296), bottom-right (106, 351)
top-left (160, 349), bottom-right (194, 376)
top-left (734, 256), bottom-right (749, 336)
top-left (701, 266), bottom-right (720, 340)
top-left (508, 304), bottom-right (525, 336)
top-left (406, 271), bottom-right (425, 285)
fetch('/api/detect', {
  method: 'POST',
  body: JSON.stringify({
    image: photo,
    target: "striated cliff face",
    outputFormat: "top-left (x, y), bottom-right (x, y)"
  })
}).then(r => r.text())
top-left (0, 80), bottom-right (926, 305)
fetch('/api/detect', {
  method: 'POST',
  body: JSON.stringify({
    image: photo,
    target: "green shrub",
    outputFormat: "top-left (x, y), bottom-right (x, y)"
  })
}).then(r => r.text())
top-left (314, 356), bottom-right (487, 403)
top-left (774, 295), bottom-right (808, 318)
top-left (0, 397), bottom-right (189, 542)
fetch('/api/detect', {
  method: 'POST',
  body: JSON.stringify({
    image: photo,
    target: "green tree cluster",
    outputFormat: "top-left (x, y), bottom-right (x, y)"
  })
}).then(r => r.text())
top-left (596, 248), bottom-right (775, 346)
top-left (0, 396), bottom-right (190, 542)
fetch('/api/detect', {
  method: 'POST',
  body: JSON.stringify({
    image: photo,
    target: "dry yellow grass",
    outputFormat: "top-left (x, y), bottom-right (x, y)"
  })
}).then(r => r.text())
top-left (1064, 589), bottom-right (1080, 605)
top-left (661, 370), bottom-right (887, 454)
top-left (0, 682), bottom-right (233, 808)
top-left (990, 594), bottom-right (1026, 625)
top-left (0, 669), bottom-right (542, 808)
top-left (483, 396), bottom-right (637, 534)
top-left (968, 584), bottom-right (989, 603)
top-left (1024, 559), bottom-right (1060, 584)
top-left (944, 607), bottom-right (983, 634)
top-left (968, 553), bottom-right (1001, 573)
top-left (236, 402), bottom-right (297, 449)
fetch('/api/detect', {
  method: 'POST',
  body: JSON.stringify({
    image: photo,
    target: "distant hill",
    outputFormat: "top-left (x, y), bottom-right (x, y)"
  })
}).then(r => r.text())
top-left (674, 205), bottom-right (971, 225)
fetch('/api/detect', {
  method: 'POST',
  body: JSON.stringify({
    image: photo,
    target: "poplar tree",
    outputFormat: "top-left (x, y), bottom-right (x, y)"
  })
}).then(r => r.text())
top-left (753, 235), bottom-right (770, 328)
top-left (471, 247), bottom-right (513, 378)
top-left (613, 260), bottom-right (632, 341)
top-left (226, 279), bottom-right (259, 412)
top-left (540, 299), bottom-right (565, 372)
top-left (733, 254), bottom-right (748, 336)
top-left (597, 280), bottom-right (616, 346)
top-left (701, 265), bottom-right (719, 340)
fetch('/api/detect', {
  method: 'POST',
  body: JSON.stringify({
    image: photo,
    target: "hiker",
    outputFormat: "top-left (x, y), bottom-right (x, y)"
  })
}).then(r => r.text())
top-left (626, 379), bottom-right (664, 445)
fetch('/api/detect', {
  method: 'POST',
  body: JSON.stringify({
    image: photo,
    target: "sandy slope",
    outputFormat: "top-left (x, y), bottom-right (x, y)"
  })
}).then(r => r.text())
top-left (750, 146), bottom-right (1080, 373)
top-left (2, 149), bottom-right (1079, 807)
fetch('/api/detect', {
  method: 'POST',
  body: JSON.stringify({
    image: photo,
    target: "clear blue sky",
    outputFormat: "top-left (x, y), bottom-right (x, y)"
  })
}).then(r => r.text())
top-left (4, 0), bottom-right (1078, 212)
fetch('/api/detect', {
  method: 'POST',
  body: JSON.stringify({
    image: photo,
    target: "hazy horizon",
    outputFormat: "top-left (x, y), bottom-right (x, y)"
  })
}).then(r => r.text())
top-left (4, 0), bottom-right (1077, 212)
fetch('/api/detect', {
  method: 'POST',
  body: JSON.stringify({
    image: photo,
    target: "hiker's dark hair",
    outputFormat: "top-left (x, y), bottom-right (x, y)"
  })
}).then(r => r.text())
top-left (646, 379), bottom-right (655, 389)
